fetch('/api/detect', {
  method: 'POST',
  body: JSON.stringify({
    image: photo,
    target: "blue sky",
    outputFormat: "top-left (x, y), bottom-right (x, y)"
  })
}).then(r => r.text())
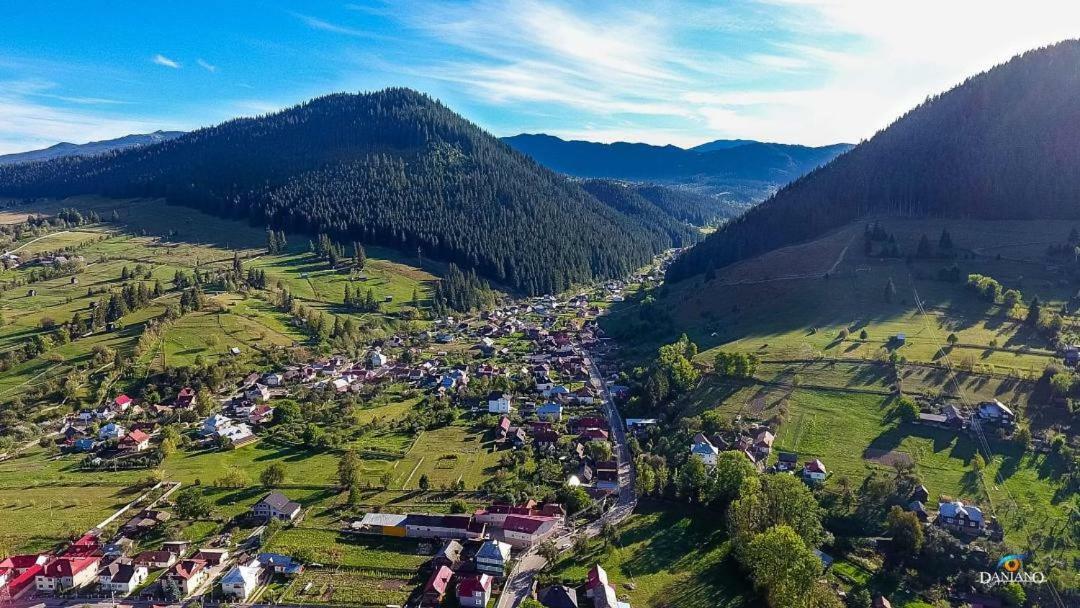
top-left (2, 1), bottom-right (1079, 153)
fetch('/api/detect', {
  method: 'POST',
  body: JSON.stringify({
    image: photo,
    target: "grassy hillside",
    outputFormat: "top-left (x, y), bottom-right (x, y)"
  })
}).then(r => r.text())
top-left (0, 196), bottom-right (437, 408)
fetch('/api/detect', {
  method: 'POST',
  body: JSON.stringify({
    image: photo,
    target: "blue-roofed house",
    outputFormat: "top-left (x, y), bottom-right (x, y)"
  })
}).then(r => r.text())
top-left (537, 402), bottom-right (563, 421)
top-left (257, 553), bottom-right (304, 577)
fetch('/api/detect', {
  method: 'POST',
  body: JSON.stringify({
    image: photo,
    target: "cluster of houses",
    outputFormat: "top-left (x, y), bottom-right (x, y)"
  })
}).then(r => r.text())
top-left (914, 399), bottom-right (1016, 432)
top-left (535, 564), bottom-right (632, 608)
top-left (350, 502), bottom-right (564, 607)
top-left (0, 490), bottom-right (308, 603)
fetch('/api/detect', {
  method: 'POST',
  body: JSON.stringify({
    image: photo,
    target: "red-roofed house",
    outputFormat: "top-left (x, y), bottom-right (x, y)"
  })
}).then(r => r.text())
top-left (501, 514), bottom-right (558, 547)
top-left (421, 565), bottom-right (453, 607)
top-left (62, 533), bottom-right (100, 558)
top-left (162, 559), bottom-right (209, 597)
top-left (803, 459), bottom-right (828, 482)
top-left (175, 387), bottom-right (195, 408)
top-left (120, 429), bottom-right (151, 452)
top-left (35, 556), bottom-right (100, 592)
top-left (579, 428), bottom-right (609, 442)
top-left (456, 574), bottom-right (493, 607)
top-left (114, 394), bottom-right (133, 411)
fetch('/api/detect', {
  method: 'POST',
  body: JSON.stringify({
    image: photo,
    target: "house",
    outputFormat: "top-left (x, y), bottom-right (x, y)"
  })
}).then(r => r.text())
top-left (98, 559), bottom-right (148, 596)
top-left (121, 509), bottom-right (171, 537)
top-left (488, 392), bottom-right (513, 414)
top-left (161, 541), bottom-right (191, 556)
top-left (193, 549), bottom-right (229, 566)
top-left (976, 400), bottom-right (1016, 425)
top-left (246, 383), bottom-right (271, 402)
top-left (369, 351), bottom-right (389, 368)
top-left (201, 414), bottom-right (233, 437)
top-left (421, 565), bottom-right (453, 607)
top-left (252, 492), bottom-right (301, 522)
top-left (937, 500), bottom-right (985, 534)
top-left (753, 430), bottom-right (775, 458)
top-left (134, 550), bottom-right (177, 569)
top-left (120, 429), bottom-right (151, 452)
top-left (103, 537), bottom-right (135, 557)
top-left (161, 559), bottom-right (209, 597)
top-left (538, 584), bottom-right (580, 608)
top-left (501, 514), bottom-right (558, 547)
top-left (803, 459), bottom-right (828, 482)
top-left (457, 574), bottom-right (494, 607)
top-left (776, 452), bottom-right (798, 472)
top-left (263, 373), bottom-right (284, 387)
top-left (220, 562), bottom-right (262, 599)
top-left (475, 539), bottom-right (511, 575)
top-left (113, 394), bottom-right (133, 411)
top-left (579, 428), bottom-right (609, 442)
top-left (256, 553), bottom-right (303, 577)
top-left (433, 539), bottom-right (464, 570)
top-left (73, 437), bottom-right (97, 452)
top-left (872, 596), bottom-right (893, 608)
top-left (537, 402), bottom-right (563, 421)
top-left (98, 422), bottom-right (125, 441)
top-left (35, 556), bottom-right (100, 593)
top-left (495, 416), bottom-right (511, 442)
top-left (175, 387), bottom-right (196, 408)
top-left (911, 485), bottom-right (930, 503)
top-left (908, 501), bottom-right (929, 522)
top-left (585, 564), bottom-right (617, 606)
top-left (690, 434), bottom-right (718, 467)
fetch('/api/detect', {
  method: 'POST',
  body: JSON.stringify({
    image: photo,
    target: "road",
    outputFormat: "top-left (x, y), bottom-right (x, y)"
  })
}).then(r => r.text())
top-left (494, 339), bottom-right (637, 608)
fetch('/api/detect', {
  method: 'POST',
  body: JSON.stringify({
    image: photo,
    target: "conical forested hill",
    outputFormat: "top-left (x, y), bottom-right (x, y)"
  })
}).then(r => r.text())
top-left (0, 88), bottom-right (691, 295)
top-left (668, 40), bottom-right (1080, 282)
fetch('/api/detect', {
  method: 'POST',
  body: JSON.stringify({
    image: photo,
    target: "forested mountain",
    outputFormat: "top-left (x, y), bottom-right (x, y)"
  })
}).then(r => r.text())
top-left (501, 133), bottom-right (851, 183)
top-left (580, 180), bottom-right (700, 244)
top-left (0, 131), bottom-right (184, 166)
top-left (0, 89), bottom-right (692, 295)
top-left (668, 40), bottom-right (1080, 282)
top-left (582, 180), bottom-right (740, 227)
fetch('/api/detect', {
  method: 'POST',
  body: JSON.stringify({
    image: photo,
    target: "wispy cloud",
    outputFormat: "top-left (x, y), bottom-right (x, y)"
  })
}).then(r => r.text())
top-left (196, 58), bottom-right (217, 73)
top-left (152, 54), bottom-right (181, 69)
top-left (293, 12), bottom-right (377, 39)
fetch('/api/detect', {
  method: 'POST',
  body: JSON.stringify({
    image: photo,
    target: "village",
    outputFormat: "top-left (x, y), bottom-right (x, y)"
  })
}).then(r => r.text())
top-left (0, 254), bottom-right (667, 608)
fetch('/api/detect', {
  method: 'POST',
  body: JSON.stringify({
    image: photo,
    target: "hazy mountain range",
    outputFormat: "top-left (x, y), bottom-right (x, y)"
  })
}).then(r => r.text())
top-left (0, 131), bottom-right (185, 166)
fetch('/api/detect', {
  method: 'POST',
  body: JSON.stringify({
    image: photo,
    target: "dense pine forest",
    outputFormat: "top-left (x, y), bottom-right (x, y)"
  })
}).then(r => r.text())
top-left (0, 89), bottom-right (692, 295)
top-left (668, 40), bottom-right (1080, 282)
top-left (580, 180), bottom-right (701, 243)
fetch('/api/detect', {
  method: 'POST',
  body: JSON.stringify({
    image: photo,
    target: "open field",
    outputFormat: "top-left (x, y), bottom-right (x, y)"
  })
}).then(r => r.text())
top-left (547, 500), bottom-right (750, 608)
top-left (386, 424), bottom-right (501, 490)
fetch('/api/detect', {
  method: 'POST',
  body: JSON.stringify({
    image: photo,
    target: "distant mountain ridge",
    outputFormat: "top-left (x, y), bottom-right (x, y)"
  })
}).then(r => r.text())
top-left (0, 131), bottom-right (185, 166)
top-left (667, 40), bottom-right (1080, 283)
top-left (501, 133), bottom-right (852, 183)
top-left (0, 89), bottom-right (696, 295)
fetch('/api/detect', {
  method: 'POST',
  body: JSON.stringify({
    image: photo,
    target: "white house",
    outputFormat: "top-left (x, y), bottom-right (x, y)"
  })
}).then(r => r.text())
top-left (500, 515), bottom-right (558, 547)
top-left (252, 492), bottom-right (301, 522)
top-left (98, 561), bottom-right (148, 596)
top-left (487, 392), bottom-right (513, 414)
top-left (690, 434), bottom-right (718, 467)
top-left (98, 422), bottom-right (125, 441)
top-left (456, 574), bottom-right (493, 608)
top-left (803, 459), bottom-right (828, 482)
top-left (474, 540), bottom-right (511, 576)
top-left (220, 562), bottom-right (262, 600)
top-left (35, 557), bottom-right (100, 593)
top-left (369, 351), bottom-right (389, 368)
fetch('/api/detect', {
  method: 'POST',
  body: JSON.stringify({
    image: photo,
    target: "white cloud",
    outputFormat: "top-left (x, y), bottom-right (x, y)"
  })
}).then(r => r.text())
top-left (152, 54), bottom-right (181, 69)
top-left (196, 59), bottom-right (217, 73)
top-left (382, 0), bottom-right (1080, 146)
top-left (293, 13), bottom-right (377, 39)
